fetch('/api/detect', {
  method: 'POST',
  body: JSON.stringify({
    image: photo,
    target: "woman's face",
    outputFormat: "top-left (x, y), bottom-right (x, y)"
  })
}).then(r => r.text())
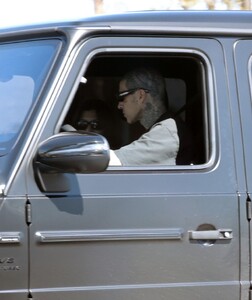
top-left (78, 109), bottom-right (103, 134)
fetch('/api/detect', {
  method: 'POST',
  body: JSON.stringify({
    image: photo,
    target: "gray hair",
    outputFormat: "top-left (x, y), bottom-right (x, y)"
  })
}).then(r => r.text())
top-left (122, 67), bottom-right (167, 106)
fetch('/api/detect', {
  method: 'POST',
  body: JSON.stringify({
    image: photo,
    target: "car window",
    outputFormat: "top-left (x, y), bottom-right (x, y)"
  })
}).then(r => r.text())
top-left (64, 51), bottom-right (209, 167)
top-left (0, 39), bottom-right (60, 155)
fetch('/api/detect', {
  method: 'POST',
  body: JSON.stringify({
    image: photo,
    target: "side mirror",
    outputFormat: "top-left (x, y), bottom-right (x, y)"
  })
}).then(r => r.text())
top-left (33, 132), bottom-right (110, 192)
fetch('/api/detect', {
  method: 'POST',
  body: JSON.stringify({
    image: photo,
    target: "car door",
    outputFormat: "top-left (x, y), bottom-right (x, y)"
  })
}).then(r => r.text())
top-left (26, 35), bottom-right (241, 300)
top-left (234, 39), bottom-right (252, 291)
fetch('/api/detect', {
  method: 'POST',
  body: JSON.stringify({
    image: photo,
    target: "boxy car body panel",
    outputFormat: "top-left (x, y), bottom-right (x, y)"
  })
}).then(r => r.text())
top-left (0, 10), bottom-right (251, 300)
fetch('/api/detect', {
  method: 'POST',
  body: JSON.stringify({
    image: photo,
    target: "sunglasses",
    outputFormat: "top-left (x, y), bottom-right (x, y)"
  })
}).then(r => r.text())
top-left (77, 119), bottom-right (102, 131)
top-left (116, 88), bottom-right (150, 102)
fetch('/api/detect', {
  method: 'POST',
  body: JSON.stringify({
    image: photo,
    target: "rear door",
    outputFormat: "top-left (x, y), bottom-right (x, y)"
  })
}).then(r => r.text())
top-left (234, 39), bottom-right (252, 290)
top-left (27, 35), bottom-right (241, 300)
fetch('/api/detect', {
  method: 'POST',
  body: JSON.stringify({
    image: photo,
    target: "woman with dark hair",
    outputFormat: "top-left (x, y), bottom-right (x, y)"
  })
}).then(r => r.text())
top-left (76, 99), bottom-right (119, 149)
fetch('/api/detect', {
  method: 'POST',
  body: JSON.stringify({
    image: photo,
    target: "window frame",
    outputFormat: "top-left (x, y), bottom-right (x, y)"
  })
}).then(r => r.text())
top-left (57, 38), bottom-right (218, 172)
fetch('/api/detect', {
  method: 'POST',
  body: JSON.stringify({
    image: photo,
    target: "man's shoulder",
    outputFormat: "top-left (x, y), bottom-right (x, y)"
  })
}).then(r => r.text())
top-left (152, 117), bottom-right (177, 130)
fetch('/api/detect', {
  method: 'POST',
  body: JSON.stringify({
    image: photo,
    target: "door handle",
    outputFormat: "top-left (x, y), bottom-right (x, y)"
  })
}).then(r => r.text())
top-left (188, 229), bottom-right (232, 240)
top-left (0, 232), bottom-right (21, 244)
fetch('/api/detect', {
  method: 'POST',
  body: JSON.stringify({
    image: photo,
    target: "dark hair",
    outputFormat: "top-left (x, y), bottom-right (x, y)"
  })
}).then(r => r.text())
top-left (77, 98), bottom-right (121, 148)
top-left (78, 99), bottom-right (111, 121)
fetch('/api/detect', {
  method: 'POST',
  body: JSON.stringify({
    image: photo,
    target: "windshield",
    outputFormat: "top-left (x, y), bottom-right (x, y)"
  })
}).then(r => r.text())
top-left (0, 39), bottom-right (61, 155)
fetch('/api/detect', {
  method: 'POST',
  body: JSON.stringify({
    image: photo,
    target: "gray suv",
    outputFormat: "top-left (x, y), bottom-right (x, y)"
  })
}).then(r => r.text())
top-left (0, 10), bottom-right (251, 300)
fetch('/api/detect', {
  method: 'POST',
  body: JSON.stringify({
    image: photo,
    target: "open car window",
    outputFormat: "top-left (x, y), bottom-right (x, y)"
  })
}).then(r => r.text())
top-left (64, 51), bottom-right (209, 168)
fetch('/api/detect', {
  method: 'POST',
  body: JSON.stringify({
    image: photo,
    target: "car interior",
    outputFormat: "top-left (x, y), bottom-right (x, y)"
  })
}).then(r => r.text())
top-left (63, 52), bottom-right (208, 165)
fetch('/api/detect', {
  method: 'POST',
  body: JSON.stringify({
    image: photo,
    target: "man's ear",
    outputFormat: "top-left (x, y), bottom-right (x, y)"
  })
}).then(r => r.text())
top-left (138, 88), bottom-right (148, 104)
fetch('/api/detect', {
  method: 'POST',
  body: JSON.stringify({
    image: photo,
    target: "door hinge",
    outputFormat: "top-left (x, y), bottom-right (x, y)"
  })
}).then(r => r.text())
top-left (246, 194), bottom-right (251, 222)
top-left (25, 198), bottom-right (32, 225)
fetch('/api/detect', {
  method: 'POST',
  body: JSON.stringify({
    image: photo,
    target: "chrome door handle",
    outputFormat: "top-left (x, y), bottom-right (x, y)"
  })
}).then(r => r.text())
top-left (0, 232), bottom-right (21, 244)
top-left (188, 229), bottom-right (232, 240)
